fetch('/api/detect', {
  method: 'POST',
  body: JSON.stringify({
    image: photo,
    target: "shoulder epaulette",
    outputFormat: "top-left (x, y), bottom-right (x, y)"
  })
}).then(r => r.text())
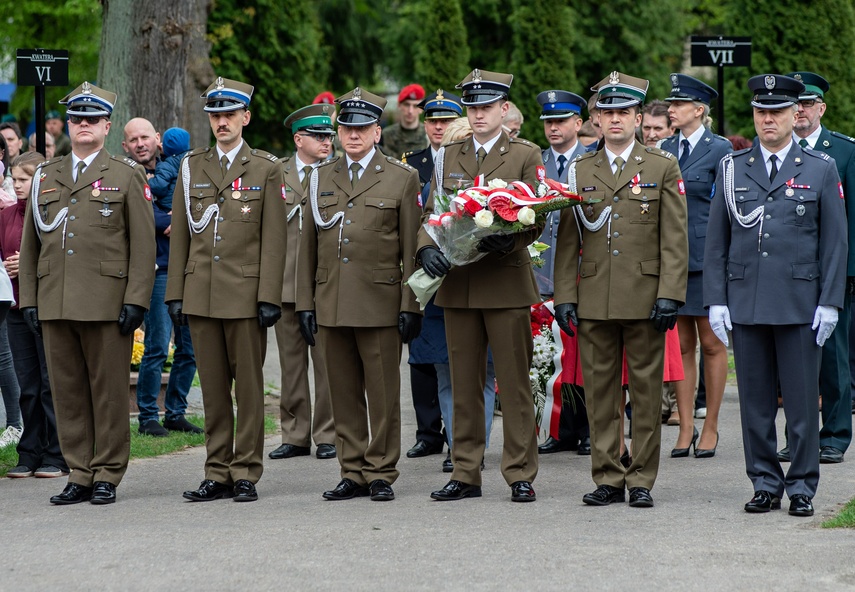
top-left (646, 147), bottom-right (673, 159)
top-left (576, 150), bottom-right (598, 161)
top-left (111, 155), bottom-right (138, 168)
top-left (731, 146), bottom-right (753, 157)
top-left (803, 148), bottom-right (831, 161)
top-left (831, 130), bottom-right (855, 144)
top-left (509, 136), bottom-right (537, 148)
top-left (401, 150), bottom-right (415, 164)
top-left (385, 155), bottom-right (415, 171)
top-left (250, 148), bottom-right (278, 162)
top-left (187, 146), bottom-right (211, 157)
top-left (280, 155), bottom-right (293, 164)
top-left (38, 155), bottom-right (64, 169)
top-left (317, 156), bottom-right (339, 169)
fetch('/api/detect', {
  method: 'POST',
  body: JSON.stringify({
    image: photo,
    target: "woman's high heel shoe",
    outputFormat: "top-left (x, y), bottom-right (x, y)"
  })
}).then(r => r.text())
top-left (695, 432), bottom-right (719, 458)
top-left (670, 426), bottom-right (699, 458)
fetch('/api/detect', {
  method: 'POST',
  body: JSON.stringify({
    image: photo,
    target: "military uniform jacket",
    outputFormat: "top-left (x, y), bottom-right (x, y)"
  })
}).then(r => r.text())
top-left (811, 126), bottom-right (855, 275)
top-left (402, 146), bottom-right (434, 187)
top-left (19, 149), bottom-right (155, 320)
top-left (295, 150), bottom-right (421, 326)
top-left (380, 123), bottom-right (428, 160)
top-left (554, 141), bottom-right (689, 319)
top-left (165, 142), bottom-right (287, 318)
top-left (416, 132), bottom-right (544, 309)
top-left (661, 129), bottom-right (732, 271)
top-left (704, 144), bottom-right (847, 325)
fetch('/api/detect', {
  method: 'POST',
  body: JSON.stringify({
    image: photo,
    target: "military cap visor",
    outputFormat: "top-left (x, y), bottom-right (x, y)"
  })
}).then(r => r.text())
top-left (664, 73), bottom-right (718, 105)
top-left (786, 72), bottom-right (829, 101)
top-left (748, 74), bottom-right (805, 109)
top-left (594, 72), bottom-right (648, 109)
top-left (202, 77), bottom-right (254, 113)
top-left (335, 88), bottom-right (386, 126)
top-left (284, 104), bottom-right (335, 135)
top-left (418, 91), bottom-right (463, 120)
top-left (60, 82), bottom-right (116, 117)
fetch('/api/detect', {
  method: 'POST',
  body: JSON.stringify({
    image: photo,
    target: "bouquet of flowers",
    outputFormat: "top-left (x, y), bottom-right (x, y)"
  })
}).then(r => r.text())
top-left (408, 169), bottom-right (582, 308)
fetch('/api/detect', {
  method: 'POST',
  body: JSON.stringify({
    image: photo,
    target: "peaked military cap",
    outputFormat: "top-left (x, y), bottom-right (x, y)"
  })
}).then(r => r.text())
top-left (335, 87), bottom-right (387, 126)
top-left (202, 77), bottom-right (254, 112)
top-left (284, 104), bottom-right (335, 135)
top-left (748, 74), bottom-right (805, 109)
top-left (594, 72), bottom-right (649, 108)
top-left (60, 82), bottom-right (116, 117)
top-left (664, 74), bottom-right (718, 105)
top-left (417, 89), bottom-right (462, 120)
top-left (537, 90), bottom-right (586, 119)
top-left (456, 69), bottom-right (513, 106)
top-left (786, 72), bottom-right (830, 100)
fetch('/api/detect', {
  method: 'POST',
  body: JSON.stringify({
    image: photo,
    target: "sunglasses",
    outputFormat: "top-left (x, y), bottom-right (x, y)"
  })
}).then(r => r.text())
top-left (298, 132), bottom-right (335, 143)
top-left (68, 115), bottom-right (107, 125)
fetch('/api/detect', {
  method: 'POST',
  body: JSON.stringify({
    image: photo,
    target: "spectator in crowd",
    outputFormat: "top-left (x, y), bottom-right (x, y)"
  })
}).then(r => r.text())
top-left (0, 123), bottom-right (24, 162)
top-left (27, 132), bottom-right (55, 160)
top-left (641, 99), bottom-right (674, 148)
top-left (381, 84), bottom-right (428, 158)
top-left (503, 101), bottom-right (524, 138)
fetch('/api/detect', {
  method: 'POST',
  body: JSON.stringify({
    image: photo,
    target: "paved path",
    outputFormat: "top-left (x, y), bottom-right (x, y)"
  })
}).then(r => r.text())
top-left (1, 334), bottom-right (854, 591)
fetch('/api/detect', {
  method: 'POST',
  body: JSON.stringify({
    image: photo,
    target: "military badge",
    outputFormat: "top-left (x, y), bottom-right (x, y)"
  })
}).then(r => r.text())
top-left (796, 204), bottom-right (805, 216)
top-left (764, 76), bottom-right (776, 90)
top-left (241, 204), bottom-right (251, 216)
top-left (671, 74), bottom-right (678, 86)
top-left (472, 69), bottom-right (482, 83)
top-left (547, 91), bottom-right (556, 103)
top-left (840, 182), bottom-right (845, 199)
top-left (99, 206), bottom-right (113, 217)
top-left (677, 180), bottom-right (686, 195)
top-left (281, 185), bottom-right (287, 200)
top-left (353, 87), bottom-right (362, 100)
top-left (144, 185), bottom-right (152, 201)
top-left (609, 71), bottom-right (620, 84)
top-left (641, 203), bottom-right (650, 214)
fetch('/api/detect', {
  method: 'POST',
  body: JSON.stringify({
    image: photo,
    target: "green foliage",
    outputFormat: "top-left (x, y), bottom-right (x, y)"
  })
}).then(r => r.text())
top-left (1, 0), bottom-right (102, 126)
top-left (508, 0), bottom-right (578, 146)
top-left (316, 0), bottom-right (389, 91)
top-left (460, 0), bottom-right (514, 72)
top-left (414, 0), bottom-right (470, 91)
top-left (720, 0), bottom-right (855, 138)
top-left (822, 496), bottom-right (855, 528)
top-left (208, 0), bottom-right (330, 153)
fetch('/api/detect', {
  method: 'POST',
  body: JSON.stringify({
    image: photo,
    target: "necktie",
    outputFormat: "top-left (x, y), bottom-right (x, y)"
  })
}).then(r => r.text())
top-left (476, 147), bottom-right (487, 168)
top-left (613, 156), bottom-right (625, 183)
top-left (769, 154), bottom-right (778, 183)
top-left (74, 160), bottom-right (86, 184)
top-left (679, 139), bottom-right (691, 168)
top-left (798, 138), bottom-right (809, 148)
top-left (557, 154), bottom-right (567, 178)
top-left (301, 165), bottom-right (313, 191)
top-left (349, 162), bottom-right (361, 189)
top-left (220, 155), bottom-right (230, 179)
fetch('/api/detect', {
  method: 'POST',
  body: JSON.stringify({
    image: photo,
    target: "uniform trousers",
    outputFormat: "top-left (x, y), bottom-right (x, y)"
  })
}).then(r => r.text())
top-left (273, 303), bottom-right (334, 447)
top-left (818, 293), bottom-right (852, 452)
top-left (578, 318), bottom-right (664, 490)
top-left (318, 325), bottom-right (402, 485)
top-left (732, 323), bottom-right (820, 498)
top-left (188, 316), bottom-right (266, 485)
top-left (444, 307), bottom-right (538, 487)
top-left (42, 320), bottom-right (132, 487)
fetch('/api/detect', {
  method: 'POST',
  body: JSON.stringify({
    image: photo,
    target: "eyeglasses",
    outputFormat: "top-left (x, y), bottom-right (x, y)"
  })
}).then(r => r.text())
top-left (297, 132), bottom-right (335, 143)
top-left (68, 115), bottom-right (107, 125)
top-left (798, 99), bottom-right (822, 109)
top-left (502, 124), bottom-right (521, 138)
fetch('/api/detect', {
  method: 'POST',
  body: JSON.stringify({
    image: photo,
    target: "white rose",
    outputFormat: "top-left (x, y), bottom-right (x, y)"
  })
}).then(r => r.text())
top-left (487, 178), bottom-right (508, 190)
top-left (474, 209), bottom-right (494, 228)
top-left (518, 206), bottom-right (536, 226)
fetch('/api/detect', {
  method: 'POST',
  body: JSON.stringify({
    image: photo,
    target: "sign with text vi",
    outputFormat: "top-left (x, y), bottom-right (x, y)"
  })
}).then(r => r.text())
top-left (16, 49), bottom-right (69, 86)
top-left (690, 37), bottom-right (751, 68)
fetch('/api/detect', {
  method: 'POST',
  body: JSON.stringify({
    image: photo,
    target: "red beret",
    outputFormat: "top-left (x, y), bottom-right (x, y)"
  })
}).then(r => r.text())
top-left (398, 84), bottom-right (425, 104)
top-left (313, 91), bottom-right (336, 105)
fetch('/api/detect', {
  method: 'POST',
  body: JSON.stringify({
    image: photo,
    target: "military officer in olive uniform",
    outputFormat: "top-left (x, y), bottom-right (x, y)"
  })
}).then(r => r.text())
top-left (269, 105), bottom-right (337, 462)
top-left (167, 77), bottom-right (287, 503)
top-left (19, 82), bottom-right (156, 505)
top-left (296, 88), bottom-right (422, 502)
top-left (705, 75), bottom-right (847, 517)
top-left (534, 89), bottom-right (593, 457)
top-left (777, 71), bottom-right (855, 465)
top-left (418, 69), bottom-right (543, 503)
top-left (554, 72), bottom-right (689, 508)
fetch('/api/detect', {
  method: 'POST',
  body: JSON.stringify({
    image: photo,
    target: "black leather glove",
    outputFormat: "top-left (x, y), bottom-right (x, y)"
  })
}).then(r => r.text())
top-left (257, 302), bottom-right (282, 328)
top-left (650, 298), bottom-right (680, 333)
top-left (554, 303), bottom-right (578, 337)
top-left (118, 304), bottom-right (146, 336)
top-left (22, 307), bottom-right (41, 337)
top-left (298, 310), bottom-right (317, 347)
top-left (419, 247), bottom-right (451, 279)
top-left (167, 300), bottom-right (188, 326)
top-left (398, 312), bottom-right (422, 344)
top-left (477, 233), bottom-right (515, 254)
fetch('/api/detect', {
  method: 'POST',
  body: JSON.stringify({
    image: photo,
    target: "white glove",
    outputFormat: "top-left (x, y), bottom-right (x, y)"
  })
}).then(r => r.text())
top-left (709, 305), bottom-right (732, 347)
top-left (812, 305), bottom-right (838, 347)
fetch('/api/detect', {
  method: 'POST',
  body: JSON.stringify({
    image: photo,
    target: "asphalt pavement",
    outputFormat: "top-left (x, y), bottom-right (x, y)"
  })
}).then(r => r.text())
top-left (1, 332), bottom-right (854, 591)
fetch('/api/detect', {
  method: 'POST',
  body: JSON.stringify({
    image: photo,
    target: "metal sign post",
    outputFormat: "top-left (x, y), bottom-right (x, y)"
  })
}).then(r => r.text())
top-left (16, 49), bottom-right (69, 157)
top-left (690, 37), bottom-right (752, 136)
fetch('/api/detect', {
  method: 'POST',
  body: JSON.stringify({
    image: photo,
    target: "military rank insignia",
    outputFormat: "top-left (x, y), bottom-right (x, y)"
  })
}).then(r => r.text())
top-left (144, 185), bottom-right (152, 201)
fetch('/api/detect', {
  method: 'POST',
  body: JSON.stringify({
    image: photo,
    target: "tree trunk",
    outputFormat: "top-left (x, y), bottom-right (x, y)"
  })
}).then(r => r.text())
top-left (98, 0), bottom-right (214, 155)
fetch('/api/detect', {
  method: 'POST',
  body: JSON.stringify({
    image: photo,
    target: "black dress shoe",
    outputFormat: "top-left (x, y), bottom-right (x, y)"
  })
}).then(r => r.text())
top-left (537, 436), bottom-right (574, 454)
top-left (233, 479), bottom-right (258, 502)
top-left (316, 443), bottom-right (336, 459)
top-left (820, 446), bottom-right (844, 464)
top-left (268, 443), bottom-right (310, 459)
top-left (183, 479), bottom-right (234, 502)
top-left (407, 440), bottom-right (444, 458)
top-left (369, 480), bottom-right (395, 501)
top-left (323, 478), bottom-right (369, 500)
top-left (788, 494), bottom-right (814, 517)
top-left (777, 446), bottom-right (791, 463)
top-left (90, 481), bottom-right (116, 505)
top-left (511, 481), bottom-right (536, 502)
top-left (430, 480), bottom-right (482, 501)
top-left (744, 490), bottom-right (781, 513)
top-left (577, 436), bottom-right (591, 456)
top-left (138, 419), bottom-right (169, 437)
top-left (442, 452), bottom-right (453, 473)
top-left (582, 484), bottom-right (625, 506)
top-left (50, 483), bottom-right (93, 505)
top-left (163, 416), bottom-right (204, 434)
top-left (628, 487), bottom-right (654, 508)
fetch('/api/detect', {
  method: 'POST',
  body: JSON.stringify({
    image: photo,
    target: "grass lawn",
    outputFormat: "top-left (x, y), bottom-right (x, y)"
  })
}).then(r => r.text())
top-left (822, 497), bottom-right (855, 528)
top-left (0, 414), bottom-right (278, 478)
